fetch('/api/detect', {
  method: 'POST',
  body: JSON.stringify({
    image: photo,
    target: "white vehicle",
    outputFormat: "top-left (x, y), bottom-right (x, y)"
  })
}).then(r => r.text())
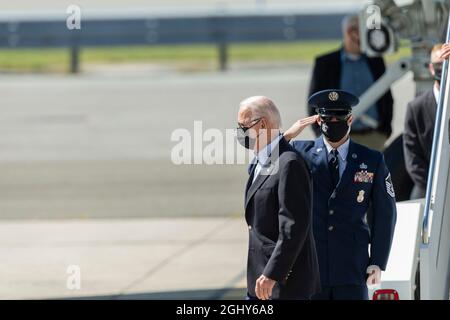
top-left (357, 0), bottom-right (450, 300)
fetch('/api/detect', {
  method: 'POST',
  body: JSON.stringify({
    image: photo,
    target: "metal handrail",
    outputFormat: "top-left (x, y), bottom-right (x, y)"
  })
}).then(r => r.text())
top-left (422, 15), bottom-right (450, 245)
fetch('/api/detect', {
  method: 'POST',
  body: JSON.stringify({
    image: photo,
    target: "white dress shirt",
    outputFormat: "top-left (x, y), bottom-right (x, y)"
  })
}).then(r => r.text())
top-left (433, 83), bottom-right (440, 105)
top-left (253, 134), bottom-right (282, 183)
top-left (323, 136), bottom-right (350, 178)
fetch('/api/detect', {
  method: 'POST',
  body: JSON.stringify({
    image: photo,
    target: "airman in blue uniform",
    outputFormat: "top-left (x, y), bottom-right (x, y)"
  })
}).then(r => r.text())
top-left (284, 89), bottom-right (397, 300)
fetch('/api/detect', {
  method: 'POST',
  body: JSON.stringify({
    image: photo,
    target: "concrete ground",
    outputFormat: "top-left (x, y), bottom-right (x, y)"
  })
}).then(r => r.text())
top-left (0, 217), bottom-right (247, 300)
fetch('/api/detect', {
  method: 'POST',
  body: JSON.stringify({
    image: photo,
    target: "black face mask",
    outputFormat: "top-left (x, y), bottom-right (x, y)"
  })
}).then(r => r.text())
top-left (236, 118), bottom-right (262, 150)
top-left (433, 62), bottom-right (443, 83)
top-left (320, 120), bottom-right (349, 143)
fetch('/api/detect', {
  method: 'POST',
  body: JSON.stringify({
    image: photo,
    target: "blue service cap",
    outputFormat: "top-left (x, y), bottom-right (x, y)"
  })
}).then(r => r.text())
top-left (308, 89), bottom-right (359, 116)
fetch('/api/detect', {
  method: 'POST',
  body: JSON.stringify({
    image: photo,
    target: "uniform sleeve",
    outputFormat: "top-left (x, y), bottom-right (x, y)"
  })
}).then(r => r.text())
top-left (263, 157), bottom-right (313, 282)
top-left (403, 103), bottom-right (428, 189)
top-left (369, 154), bottom-right (397, 270)
top-left (290, 140), bottom-right (301, 150)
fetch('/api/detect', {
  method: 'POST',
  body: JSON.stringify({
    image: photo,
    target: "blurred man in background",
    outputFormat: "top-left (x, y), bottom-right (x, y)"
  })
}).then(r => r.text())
top-left (308, 15), bottom-right (394, 151)
top-left (403, 43), bottom-right (450, 199)
top-left (237, 96), bottom-right (320, 300)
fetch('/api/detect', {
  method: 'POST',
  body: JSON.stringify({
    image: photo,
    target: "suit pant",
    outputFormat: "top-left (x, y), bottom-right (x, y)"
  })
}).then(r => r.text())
top-left (311, 285), bottom-right (369, 300)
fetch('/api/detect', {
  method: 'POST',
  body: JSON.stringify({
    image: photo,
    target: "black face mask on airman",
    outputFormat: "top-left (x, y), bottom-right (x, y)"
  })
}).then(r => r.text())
top-left (320, 120), bottom-right (349, 143)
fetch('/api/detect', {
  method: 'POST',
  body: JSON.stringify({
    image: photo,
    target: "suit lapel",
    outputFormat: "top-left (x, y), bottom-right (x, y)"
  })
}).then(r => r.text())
top-left (366, 55), bottom-right (381, 79)
top-left (427, 90), bottom-right (437, 127)
top-left (245, 162), bottom-right (256, 199)
top-left (244, 137), bottom-right (286, 209)
top-left (245, 165), bottom-right (274, 208)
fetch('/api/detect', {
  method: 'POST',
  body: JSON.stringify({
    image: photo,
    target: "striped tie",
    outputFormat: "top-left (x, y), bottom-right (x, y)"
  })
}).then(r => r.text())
top-left (329, 149), bottom-right (340, 188)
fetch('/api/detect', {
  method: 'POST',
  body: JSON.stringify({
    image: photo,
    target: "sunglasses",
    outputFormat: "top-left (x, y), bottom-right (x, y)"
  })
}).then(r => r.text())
top-left (237, 118), bottom-right (262, 132)
top-left (319, 114), bottom-right (351, 122)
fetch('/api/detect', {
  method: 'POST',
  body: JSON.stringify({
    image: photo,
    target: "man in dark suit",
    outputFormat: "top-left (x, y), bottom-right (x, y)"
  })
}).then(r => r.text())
top-left (236, 96), bottom-right (320, 300)
top-left (284, 90), bottom-right (397, 300)
top-left (403, 43), bottom-right (450, 199)
top-left (308, 15), bottom-right (394, 151)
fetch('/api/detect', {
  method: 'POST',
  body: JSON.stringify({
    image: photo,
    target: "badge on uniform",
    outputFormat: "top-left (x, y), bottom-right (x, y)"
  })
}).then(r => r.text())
top-left (385, 173), bottom-right (395, 198)
top-left (357, 190), bottom-right (365, 203)
top-left (328, 91), bottom-right (339, 101)
top-left (354, 170), bottom-right (374, 183)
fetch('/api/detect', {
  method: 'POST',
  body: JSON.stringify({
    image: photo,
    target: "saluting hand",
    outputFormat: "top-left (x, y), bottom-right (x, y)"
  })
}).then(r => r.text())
top-left (255, 275), bottom-right (276, 300)
top-left (283, 115), bottom-right (319, 141)
top-left (439, 43), bottom-right (450, 60)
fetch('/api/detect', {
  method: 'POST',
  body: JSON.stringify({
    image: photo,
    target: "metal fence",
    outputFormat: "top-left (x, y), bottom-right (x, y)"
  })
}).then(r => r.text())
top-left (0, 12), bottom-right (346, 72)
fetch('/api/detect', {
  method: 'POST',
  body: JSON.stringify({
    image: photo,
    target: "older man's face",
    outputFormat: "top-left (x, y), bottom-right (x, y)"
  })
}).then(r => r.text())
top-left (344, 25), bottom-right (361, 54)
top-left (237, 107), bottom-right (267, 151)
top-left (238, 108), bottom-right (255, 128)
top-left (430, 50), bottom-right (444, 80)
top-left (238, 108), bottom-right (263, 134)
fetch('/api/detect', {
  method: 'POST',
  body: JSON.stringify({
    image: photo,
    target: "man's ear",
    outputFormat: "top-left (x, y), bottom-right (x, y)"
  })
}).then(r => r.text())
top-left (347, 115), bottom-right (353, 126)
top-left (429, 63), bottom-right (435, 77)
top-left (260, 118), bottom-right (266, 129)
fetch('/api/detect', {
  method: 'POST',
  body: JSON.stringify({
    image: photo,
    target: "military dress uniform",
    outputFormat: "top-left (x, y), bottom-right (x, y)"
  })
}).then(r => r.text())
top-left (291, 90), bottom-right (397, 300)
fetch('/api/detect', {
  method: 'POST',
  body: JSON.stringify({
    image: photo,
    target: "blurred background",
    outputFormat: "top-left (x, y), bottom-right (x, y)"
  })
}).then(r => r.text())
top-left (0, 0), bottom-right (415, 299)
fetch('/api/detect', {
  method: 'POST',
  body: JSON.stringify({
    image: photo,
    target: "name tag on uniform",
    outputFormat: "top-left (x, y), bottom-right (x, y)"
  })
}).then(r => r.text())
top-left (354, 170), bottom-right (374, 183)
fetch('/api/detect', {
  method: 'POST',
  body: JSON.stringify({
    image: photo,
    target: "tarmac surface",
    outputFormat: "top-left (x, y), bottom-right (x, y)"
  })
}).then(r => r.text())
top-left (0, 217), bottom-right (247, 299)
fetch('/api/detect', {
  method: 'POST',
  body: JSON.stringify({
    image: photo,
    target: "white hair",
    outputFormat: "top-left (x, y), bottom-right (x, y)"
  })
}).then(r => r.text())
top-left (239, 96), bottom-right (282, 128)
top-left (342, 14), bottom-right (359, 35)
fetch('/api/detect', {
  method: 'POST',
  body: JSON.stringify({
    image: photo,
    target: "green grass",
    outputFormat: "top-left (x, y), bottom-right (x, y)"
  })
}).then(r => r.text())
top-left (0, 41), bottom-right (412, 73)
top-left (0, 48), bottom-right (70, 73)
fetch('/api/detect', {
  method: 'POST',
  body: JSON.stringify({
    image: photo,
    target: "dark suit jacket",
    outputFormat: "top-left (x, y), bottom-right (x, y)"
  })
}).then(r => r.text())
top-left (403, 89), bottom-right (437, 191)
top-left (308, 48), bottom-right (394, 137)
top-left (245, 137), bottom-right (320, 300)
